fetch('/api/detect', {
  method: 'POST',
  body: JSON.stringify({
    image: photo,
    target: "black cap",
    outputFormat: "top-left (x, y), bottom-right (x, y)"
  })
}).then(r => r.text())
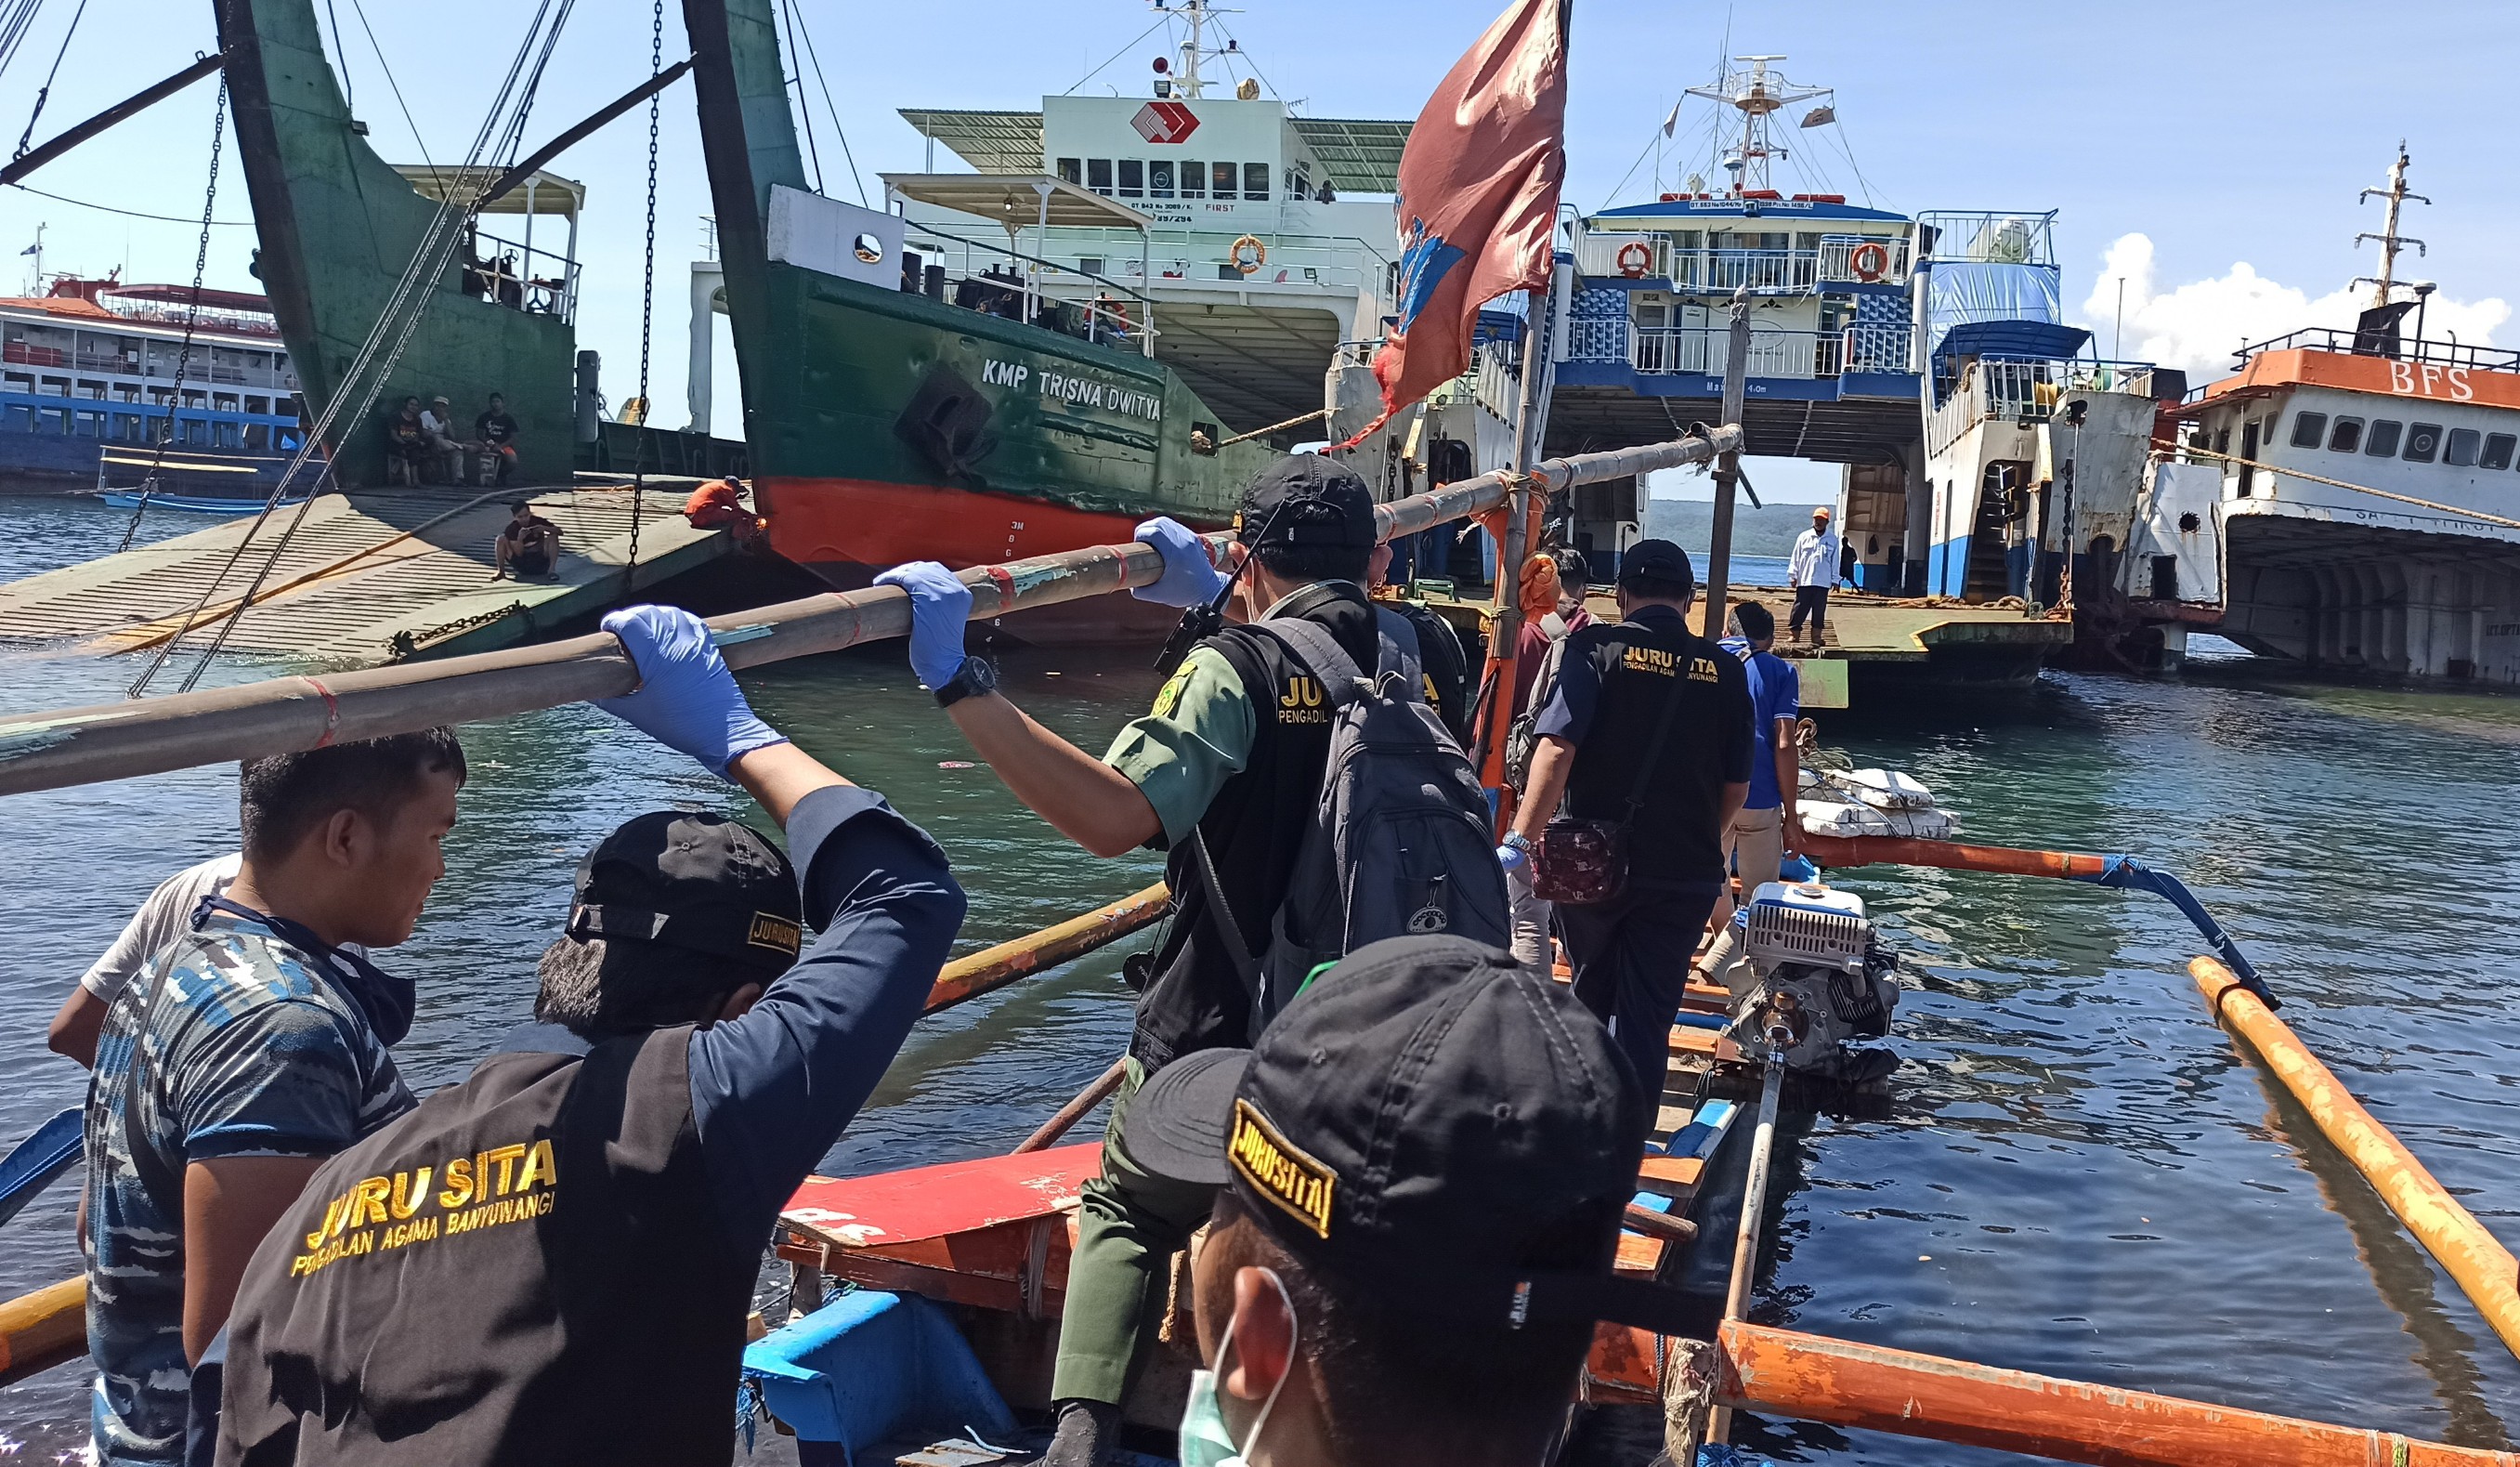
top-left (1616, 538), bottom-right (1695, 592)
top-left (1236, 453), bottom-right (1378, 550)
top-left (565, 811), bottom-right (804, 975)
top-left (1132, 936), bottom-right (1693, 1334)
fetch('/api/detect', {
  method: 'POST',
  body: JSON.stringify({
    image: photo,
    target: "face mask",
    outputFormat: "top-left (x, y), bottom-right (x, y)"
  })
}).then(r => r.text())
top-left (1179, 1268), bottom-right (1296, 1467)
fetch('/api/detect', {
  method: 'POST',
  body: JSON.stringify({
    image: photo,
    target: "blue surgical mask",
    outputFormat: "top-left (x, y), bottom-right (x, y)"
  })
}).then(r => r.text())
top-left (1179, 1268), bottom-right (1296, 1467)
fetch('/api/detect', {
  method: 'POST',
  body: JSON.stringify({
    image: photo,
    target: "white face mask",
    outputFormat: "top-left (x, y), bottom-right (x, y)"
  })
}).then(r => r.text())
top-left (1178, 1268), bottom-right (1297, 1467)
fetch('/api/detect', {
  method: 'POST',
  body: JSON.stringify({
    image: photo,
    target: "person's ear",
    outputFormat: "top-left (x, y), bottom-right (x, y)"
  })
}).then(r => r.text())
top-left (1367, 541), bottom-right (1392, 586)
top-left (319, 807), bottom-right (367, 870)
top-left (1221, 1266), bottom-right (1295, 1404)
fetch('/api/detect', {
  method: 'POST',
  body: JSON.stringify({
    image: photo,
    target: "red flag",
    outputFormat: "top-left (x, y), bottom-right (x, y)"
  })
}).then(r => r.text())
top-left (1336, 0), bottom-right (1568, 451)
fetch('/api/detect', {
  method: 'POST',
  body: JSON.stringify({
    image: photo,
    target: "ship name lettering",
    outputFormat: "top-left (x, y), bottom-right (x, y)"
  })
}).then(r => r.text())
top-left (2386, 360), bottom-right (2476, 401)
top-left (981, 360), bottom-right (1031, 390)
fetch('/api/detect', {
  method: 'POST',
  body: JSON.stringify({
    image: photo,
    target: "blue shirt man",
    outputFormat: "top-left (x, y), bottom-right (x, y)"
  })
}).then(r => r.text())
top-left (1702, 602), bottom-right (1804, 994)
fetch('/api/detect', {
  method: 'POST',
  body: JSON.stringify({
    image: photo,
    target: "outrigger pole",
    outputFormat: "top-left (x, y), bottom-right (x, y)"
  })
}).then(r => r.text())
top-left (0, 50), bottom-right (228, 188)
top-left (0, 430), bottom-right (1743, 799)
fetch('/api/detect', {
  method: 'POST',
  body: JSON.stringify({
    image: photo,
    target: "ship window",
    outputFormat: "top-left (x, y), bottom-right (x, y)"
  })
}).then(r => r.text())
top-left (2328, 416), bottom-right (2362, 452)
top-left (1056, 158), bottom-right (1081, 185)
top-left (1117, 160), bottom-right (1144, 198)
top-left (1245, 163), bottom-right (1269, 200)
top-left (1214, 162), bottom-right (1238, 199)
top-left (1180, 160), bottom-right (1204, 199)
top-left (2445, 427), bottom-right (2480, 466)
top-left (1149, 160), bottom-right (1174, 199)
top-left (1290, 165), bottom-right (1311, 198)
top-left (2484, 433), bottom-right (2516, 470)
top-left (1087, 159), bottom-right (1113, 195)
top-left (2403, 423), bottom-right (2442, 463)
top-left (2289, 413), bottom-right (2327, 448)
top-left (2364, 419), bottom-right (2401, 456)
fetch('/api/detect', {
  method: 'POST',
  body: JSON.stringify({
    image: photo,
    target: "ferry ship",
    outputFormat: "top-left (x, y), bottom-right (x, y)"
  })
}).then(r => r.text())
top-left (0, 273), bottom-right (307, 494)
top-left (681, 0), bottom-right (1394, 609)
top-left (2172, 151), bottom-right (2520, 685)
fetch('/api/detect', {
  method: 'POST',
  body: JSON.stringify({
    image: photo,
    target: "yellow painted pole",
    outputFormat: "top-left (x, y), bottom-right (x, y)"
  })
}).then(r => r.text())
top-left (2189, 956), bottom-right (2520, 1361)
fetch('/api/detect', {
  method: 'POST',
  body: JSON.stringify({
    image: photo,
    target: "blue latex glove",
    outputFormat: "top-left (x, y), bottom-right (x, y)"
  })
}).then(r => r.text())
top-left (1130, 517), bottom-right (1229, 608)
top-left (1496, 843), bottom-right (1526, 872)
top-left (595, 605), bottom-right (788, 778)
top-left (872, 561), bottom-right (973, 689)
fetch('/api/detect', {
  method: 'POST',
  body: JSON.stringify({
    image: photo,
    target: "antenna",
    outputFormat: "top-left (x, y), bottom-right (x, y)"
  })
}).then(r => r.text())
top-left (2352, 142), bottom-right (2431, 308)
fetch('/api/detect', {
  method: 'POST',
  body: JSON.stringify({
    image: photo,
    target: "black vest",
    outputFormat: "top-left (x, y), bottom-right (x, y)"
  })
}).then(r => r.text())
top-left (216, 1027), bottom-right (758, 1467)
top-left (1560, 609), bottom-right (1752, 887)
top-left (1129, 583), bottom-right (1385, 1070)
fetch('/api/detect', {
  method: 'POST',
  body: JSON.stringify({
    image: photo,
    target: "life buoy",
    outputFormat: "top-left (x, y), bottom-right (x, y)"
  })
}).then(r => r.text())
top-left (1615, 241), bottom-right (1652, 279)
top-left (1848, 242), bottom-right (1890, 282)
top-left (1230, 235), bottom-right (1267, 275)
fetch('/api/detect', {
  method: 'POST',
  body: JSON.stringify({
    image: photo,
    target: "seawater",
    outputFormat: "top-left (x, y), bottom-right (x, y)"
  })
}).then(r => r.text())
top-left (0, 496), bottom-right (2514, 1459)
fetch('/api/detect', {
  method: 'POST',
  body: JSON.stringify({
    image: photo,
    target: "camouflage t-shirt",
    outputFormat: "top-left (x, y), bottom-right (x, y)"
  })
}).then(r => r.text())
top-left (83, 903), bottom-right (415, 1466)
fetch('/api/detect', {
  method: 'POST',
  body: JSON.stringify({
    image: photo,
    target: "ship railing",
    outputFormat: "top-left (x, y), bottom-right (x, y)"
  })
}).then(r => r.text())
top-left (1566, 320), bottom-right (1913, 380)
top-left (1474, 339), bottom-right (1521, 423)
top-left (1573, 229), bottom-right (1914, 291)
top-left (1926, 354), bottom-right (2160, 454)
top-left (899, 223), bottom-right (1164, 358)
top-left (1913, 210), bottom-right (2058, 269)
top-left (463, 229), bottom-right (579, 323)
top-left (2227, 324), bottom-right (2520, 376)
top-left (1004, 223), bottom-right (1394, 294)
top-left (1842, 321), bottom-right (1915, 373)
top-left (91, 298), bottom-right (283, 337)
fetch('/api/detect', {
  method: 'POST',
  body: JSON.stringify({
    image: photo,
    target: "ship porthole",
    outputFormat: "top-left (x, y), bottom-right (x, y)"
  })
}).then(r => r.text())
top-left (854, 232), bottom-right (886, 265)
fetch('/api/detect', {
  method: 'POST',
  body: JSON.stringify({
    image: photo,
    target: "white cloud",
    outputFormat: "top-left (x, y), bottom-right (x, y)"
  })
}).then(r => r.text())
top-left (2079, 233), bottom-right (2509, 379)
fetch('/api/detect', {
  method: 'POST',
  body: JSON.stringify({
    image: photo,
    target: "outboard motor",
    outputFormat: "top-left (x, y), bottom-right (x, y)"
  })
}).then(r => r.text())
top-left (1724, 881), bottom-right (1900, 1084)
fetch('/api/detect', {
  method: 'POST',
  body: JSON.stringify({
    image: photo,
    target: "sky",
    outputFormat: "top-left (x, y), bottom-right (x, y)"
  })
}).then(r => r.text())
top-left (0, 0), bottom-right (2510, 504)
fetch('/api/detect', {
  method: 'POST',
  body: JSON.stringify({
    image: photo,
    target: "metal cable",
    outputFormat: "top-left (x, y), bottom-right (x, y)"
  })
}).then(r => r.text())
top-left (623, 0), bottom-right (662, 585)
top-left (114, 78), bottom-right (227, 553)
top-left (776, 0), bottom-right (823, 194)
top-left (8, 0), bottom-right (81, 160)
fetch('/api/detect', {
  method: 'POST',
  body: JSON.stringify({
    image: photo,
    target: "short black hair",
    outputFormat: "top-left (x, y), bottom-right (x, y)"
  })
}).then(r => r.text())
top-left (238, 728), bottom-right (466, 863)
top-left (508, 501), bottom-right (531, 515)
top-left (1207, 1189), bottom-right (1594, 1465)
top-left (1247, 500), bottom-right (1371, 585)
top-left (533, 936), bottom-right (746, 1040)
top-left (1618, 573), bottom-right (1693, 603)
top-left (1731, 600), bottom-right (1775, 641)
top-left (488, 392), bottom-right (505, 402)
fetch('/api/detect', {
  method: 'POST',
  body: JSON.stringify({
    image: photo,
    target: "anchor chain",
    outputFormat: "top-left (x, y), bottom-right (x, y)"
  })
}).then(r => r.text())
top-left (115, 76), bottom-right (226, 553)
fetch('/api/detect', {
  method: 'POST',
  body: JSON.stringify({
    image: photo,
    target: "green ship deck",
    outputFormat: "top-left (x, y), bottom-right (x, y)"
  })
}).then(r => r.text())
top-left (0, 484), bottom-right (731, 668)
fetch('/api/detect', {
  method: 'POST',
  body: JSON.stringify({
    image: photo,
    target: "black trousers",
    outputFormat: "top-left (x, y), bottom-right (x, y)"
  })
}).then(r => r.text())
top-left (1554, 879), bottom-right (1723, 1141)
top-left (1790, 584), bottom-right (1830, 639)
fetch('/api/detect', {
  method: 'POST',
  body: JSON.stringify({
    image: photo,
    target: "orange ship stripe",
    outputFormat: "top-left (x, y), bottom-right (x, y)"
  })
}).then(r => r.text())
top-left (2189, 347), bottom-right (2520, 414)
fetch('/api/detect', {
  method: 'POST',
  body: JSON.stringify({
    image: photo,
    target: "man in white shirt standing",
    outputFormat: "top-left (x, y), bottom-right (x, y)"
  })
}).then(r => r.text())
top-left (49, 855), bottom-right (242, 1068)
top-left (1787, 505), bottom-right (1842, 646)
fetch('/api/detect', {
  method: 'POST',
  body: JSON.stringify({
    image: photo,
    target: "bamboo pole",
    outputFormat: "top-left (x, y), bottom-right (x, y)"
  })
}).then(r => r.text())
top-left (2190, 955), bottom-right (2520, 1362)
top-left (1705, 1059), bottom-right (1783, 1444)
top-left (0, 430), bottom-right (1738, 799)
top-left (0, 1277), bottom-right (84, 1387)
top-left (924, 884), bottom-right (1169, 1015)
top-left (1717, 1318), bottom-right (2520, 1467)
top-left (1801, 832), bottom-right (2110, 879)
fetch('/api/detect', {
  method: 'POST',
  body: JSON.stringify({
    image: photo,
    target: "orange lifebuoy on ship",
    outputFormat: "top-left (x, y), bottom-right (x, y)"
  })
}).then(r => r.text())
top-left (1615, 241), bottom-right (1652, 279)
top-left (1230, 235), bottom-right (1267, 275)
top-left (1848, 242), bottom-right (1890, 282)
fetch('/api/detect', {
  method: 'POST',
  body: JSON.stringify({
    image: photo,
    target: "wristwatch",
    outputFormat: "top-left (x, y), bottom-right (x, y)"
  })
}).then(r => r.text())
top-left (1500, 831), bottom-right (1534, 855)
top-left (934, 655), bottom-right (999, 708)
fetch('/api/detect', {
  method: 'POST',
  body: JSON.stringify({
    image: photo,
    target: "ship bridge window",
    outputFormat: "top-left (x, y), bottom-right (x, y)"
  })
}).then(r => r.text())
top-left (1212, 162), bottom-right (1238, 199)
top-left (2364, 419), bottom-right (2401, 456)
top-left (2328, 416), bottom-right (2362, 452)
top-left (1087, 159), bottom-right (1113, 195)
top-left (1244, 162), bottom-right (1270, 201)
top-left (1056, 158), bottom-right (1081, 185)
top-left (1150, 161), bottom-right (1174, 199)
top-left (2289, 412), bottom-right (2327, 448)
top-left (2445, 426), bottom-right (2481, 466)
top-left (1180, 160), bottom-right (1204, 199)
top-left (2483, 433), bottom-right (2515, 470)
top-left (2402, 422), bottom-right (2444, 462)
top-left (1117, 160), bottom-right (1144, 198)
top-left (1290, 164), bottom-right (1311, 198)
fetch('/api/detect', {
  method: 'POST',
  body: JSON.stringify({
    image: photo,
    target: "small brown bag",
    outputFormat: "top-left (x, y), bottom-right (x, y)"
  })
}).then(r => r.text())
top-left (1530, 664), bottom-right (1689, 906)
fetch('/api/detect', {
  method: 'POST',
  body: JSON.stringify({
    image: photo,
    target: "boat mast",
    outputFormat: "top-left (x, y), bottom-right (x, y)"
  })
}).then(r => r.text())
top-left (1686, 56), bottom-right (1821, 196)
top-left (2354, 143), bottom-right (2429, 308)
top-left (1174, 0), bottom-right (1209, 98)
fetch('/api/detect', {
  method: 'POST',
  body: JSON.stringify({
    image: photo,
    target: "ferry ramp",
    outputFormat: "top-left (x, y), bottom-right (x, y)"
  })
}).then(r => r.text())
top-left (0, 484), bottom-right (734, 669)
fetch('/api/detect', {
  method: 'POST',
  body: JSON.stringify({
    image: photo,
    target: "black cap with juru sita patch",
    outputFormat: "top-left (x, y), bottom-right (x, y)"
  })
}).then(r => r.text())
top-left (1235, 453), bottom-right (1379, 549)
top-left (1125, 934), bottom-right (1697, 1334)
top-left (565, 810), bottom-right (804, 974)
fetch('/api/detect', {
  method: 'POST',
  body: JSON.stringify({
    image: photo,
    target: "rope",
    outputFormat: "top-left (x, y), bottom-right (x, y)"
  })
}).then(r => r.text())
top-left (1, 180), bottom-right (250, 225)
top-left (126, 2), bottom-right (577, 697)
top-left (2157, 439), bottom-right (2520, 533)
top-left (8, 0), bottom-right (82, 161)
top-left (0, 0), bottom-right (49, 85)
top-left (114, 78), bottom-right (226, 554)
top-left (321, 0), bottom-right (351, 112)
top-left (785, 0), bottom-right (866, 205)
top-left (1217, 407), bottom-right (1329, 448)
top-left (776, 0), bottom-right (823, 194)
top-left (622, 0), bottom-right (663, 590)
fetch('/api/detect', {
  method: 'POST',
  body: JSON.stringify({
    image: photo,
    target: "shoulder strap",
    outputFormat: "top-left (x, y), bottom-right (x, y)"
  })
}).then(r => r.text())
top-left (1189, 829), bottom-right (1260, 990)
top-left (1257, 615), bottom-right (1368, 706)
top-left (1622, 643), bottom-right (1693, 821)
